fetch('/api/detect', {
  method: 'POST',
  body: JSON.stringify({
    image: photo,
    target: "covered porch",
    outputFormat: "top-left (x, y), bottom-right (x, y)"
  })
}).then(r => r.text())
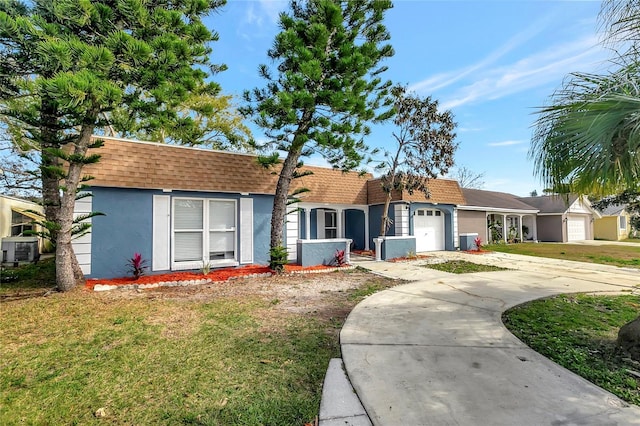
top-left (285, 203), bottom-right (369, 262)
top-left (486, 212), bottom-right (538, 243)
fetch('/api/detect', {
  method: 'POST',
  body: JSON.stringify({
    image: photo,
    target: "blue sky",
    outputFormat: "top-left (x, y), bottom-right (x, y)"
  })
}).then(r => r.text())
top-left (210, 1), bottom-right (611, 196)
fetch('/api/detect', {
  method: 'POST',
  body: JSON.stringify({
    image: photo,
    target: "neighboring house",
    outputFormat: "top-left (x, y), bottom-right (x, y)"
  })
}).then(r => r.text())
top-left (76, 137), bottom-right (466, 278)
top-left (0, 194), bottom-right (43, 241)
top-left (518, 195), bottom-right (600, 242)
top-left (458, 189), bottom-right (539, 244)
top-left (594, 204), bottom-right (632, 241)
top-left (366, 178), bottom-right (465, 251)
top-left (0, 194), bottom-right (45, 260)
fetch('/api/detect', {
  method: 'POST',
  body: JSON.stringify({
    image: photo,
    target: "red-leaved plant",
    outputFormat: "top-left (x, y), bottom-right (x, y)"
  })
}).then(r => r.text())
top-left (334, 249), bottom-right (346, 266)
top-left (128, 252), bottom-right (148, 280)
top-left (474, 236), bottom-right (482, 252)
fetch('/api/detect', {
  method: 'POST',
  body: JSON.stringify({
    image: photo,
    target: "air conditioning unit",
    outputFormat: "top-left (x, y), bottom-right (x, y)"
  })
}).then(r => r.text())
top-left (1, 236), bottom-right (40, 263)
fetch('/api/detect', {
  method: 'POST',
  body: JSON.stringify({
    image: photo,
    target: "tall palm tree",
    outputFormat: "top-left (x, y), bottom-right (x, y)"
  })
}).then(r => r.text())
top-left (530, 0), bottom-right (640, 195)
top-left (530, 63), bottom-right (640, 195)
top-left (530, 0), bottom-right (640, 360)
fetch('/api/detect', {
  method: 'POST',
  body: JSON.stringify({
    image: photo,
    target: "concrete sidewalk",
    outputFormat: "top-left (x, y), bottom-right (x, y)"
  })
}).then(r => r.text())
top-left (335, 252), bottom-right (640, 425)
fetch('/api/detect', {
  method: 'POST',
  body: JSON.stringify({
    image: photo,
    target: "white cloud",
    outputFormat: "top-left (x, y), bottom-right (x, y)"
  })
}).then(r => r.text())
top-left (488, 140), bottom-right (524, 147)
top-left (440, 34), bottom-right (608, 110)
top-left (458, 126), bottom-right (484, 133)
top-left (237, 0), bottom-right (286, 41)
top-left (243, 4), bottom-right (264, 27)
top-left (258, 0), bottom-right (286, 24)
top-left (409, 11), bottom-right (555, 94)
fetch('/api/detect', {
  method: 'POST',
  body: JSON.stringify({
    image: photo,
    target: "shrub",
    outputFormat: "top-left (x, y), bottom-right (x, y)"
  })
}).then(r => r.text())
top-left (474, 236), bottom-right (482, 251)
top-left (201, 261), bottom-right (211, 275)
top-left (269, 245), bottom-right (288, 273)
top-left (127, 252), bottom-right (148, 280)
top-left (334, 249), bottom-right (346, 266)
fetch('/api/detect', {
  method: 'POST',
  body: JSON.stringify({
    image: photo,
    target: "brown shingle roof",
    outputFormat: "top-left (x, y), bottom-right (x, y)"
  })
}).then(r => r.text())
top-left (366, 177), bottom-right (465, 205)
top-left (84, 137), bottom-right (370, 205)
top-left (293, 166), bottom-right (370, 205)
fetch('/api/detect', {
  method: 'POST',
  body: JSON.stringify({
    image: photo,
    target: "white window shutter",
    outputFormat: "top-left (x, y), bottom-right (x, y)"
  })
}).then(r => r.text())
top-left (240, 198), bottom-right (253, 264)
top-left (394, 204), bottom-right (409, 236)
top-left (317, 209), bottom-right (325, 239)
top-left (72, 193), bottom-right (92, 275)
top-left (153, 195), bottom-right (170, 271)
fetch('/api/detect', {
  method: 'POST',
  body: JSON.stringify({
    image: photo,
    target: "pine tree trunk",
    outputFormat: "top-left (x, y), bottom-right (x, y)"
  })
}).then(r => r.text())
top-left (40, 100), bottom-right (88, 289)
top-left (270, 149), bottom-right (302, 248)
top-left (55, 170), bottom-right (79, 291)
top-left (55, 241), bottom-right (76, 292)
top-left (55, 125), bottom-right (94, 291)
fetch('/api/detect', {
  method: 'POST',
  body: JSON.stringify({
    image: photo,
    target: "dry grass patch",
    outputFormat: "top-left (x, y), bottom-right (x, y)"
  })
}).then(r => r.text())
top-left (1, 269), bottom-right (397, 425)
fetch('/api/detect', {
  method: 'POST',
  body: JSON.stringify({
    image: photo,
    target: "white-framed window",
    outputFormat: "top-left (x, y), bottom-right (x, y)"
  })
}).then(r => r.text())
top-left (172, 198), bottom-right (237, 269)
top-left (325, 210), bottom-right (337, 239)
top-left (620, 215), bottom-right (627, 230)
top-left (417, 209), bottom-right (441, 217)
top-left (11, 210), bottom-right (34, 236)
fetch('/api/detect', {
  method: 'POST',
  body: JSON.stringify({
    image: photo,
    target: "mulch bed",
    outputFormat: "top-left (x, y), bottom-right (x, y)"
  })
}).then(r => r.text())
top-left (352, 249), bottom-right (375, 257)
top-left (86, 263), bottom-right (345, 290)
top-left (463, 250), bottom-right (492, 255)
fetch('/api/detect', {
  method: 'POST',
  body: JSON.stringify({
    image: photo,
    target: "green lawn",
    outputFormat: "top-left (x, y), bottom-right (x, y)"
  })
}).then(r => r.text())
top-left (485, 242), bottom-right (640, 268)
top-left (1, 258), bottom-right (56, 295)
top-left (494, 242), bottom-right (640, 406)
top-left (0, 265), bottom-right (396, 425)
top-left (622, 237), bottom-right (640, 243)
top-left (503, 294), bottom-right (640, 405)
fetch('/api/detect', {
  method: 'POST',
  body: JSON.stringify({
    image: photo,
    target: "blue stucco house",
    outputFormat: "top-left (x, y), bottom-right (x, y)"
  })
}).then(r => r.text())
top-left (74, 137), bottom-right (466, 278)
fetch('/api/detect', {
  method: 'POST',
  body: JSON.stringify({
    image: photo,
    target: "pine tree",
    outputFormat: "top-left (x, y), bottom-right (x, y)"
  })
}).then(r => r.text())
top-left (110, 92), bottom-right (255, 151)
top-left (0, 0), bottom-right (226, 291)
top-left (242, 0), bottom-right (394, 262)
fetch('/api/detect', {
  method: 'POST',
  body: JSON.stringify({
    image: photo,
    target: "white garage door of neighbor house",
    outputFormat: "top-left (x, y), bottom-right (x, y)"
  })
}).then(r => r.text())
top-left (414, 209), bottom-right (445, 252)
top-left (567, 215), bottom-right (587, 241)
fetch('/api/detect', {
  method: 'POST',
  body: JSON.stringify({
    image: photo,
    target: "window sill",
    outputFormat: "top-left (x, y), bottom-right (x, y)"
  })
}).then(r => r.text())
top-left (172, 260), bottom-right (239, 271)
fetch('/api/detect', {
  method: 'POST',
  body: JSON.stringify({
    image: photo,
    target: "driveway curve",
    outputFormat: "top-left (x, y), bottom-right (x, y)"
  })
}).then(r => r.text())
top-left (342, 252), bottom-right (640, 425)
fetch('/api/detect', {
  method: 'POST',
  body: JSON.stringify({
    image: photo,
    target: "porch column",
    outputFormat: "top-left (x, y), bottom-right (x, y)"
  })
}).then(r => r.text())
top-left (486, 213), bottom-right (490, 243)
top-left (364, 209), bottom-right (370, 250)
top-left (519, 215), bottom-right (524, 241)
top-left (502, 214), bottom-right (508, 243)
top-left (532, 215), bottom-right (538, 241)
top-left (305, 208), bottom-right (311, 240)
top-left (337, 208), bottom-right (344, 238)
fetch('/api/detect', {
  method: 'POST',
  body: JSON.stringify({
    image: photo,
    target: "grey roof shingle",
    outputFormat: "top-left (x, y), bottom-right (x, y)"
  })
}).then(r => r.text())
top-left (517, 194), bottom-right (579, 214)
top-left (598, 204), bottom-right (627, 216)
top-left (461, 188), bottom-right (538, 211)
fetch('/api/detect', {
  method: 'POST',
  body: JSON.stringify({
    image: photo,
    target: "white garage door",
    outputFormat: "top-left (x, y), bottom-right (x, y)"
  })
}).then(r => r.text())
top-left (567, 215), bottom-right (587, 241)
top-left (414, 209), bottom-right (445, 251)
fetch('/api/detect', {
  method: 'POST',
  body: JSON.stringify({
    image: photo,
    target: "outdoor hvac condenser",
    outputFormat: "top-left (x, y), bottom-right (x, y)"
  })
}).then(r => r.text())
top-left (1, 236), bottom-right (39, 263)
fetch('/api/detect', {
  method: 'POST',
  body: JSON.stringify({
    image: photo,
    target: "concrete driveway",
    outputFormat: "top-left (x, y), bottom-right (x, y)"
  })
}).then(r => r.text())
top-left (340, 251), bottom-right (640, 425)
